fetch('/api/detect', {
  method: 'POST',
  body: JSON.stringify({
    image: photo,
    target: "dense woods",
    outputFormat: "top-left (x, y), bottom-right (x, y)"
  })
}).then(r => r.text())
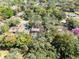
top-left (0, 0), bottom-right (79, 59)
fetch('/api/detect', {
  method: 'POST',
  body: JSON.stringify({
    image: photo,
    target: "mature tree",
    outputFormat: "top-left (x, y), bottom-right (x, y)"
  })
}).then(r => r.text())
top-left (25, 40), bottom-right (56, 59)
top-left (51, 31), bottom-right (78, 59)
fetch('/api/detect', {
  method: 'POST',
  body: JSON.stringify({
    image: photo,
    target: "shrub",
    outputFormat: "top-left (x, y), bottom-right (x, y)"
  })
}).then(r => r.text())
top-left (1, 24), bottom-right (9, 33)
top-left (6, 18), bottom-right (20, 27)
top-left (34, 6), bottom-right (46, 15)
top-left (53, 8), bottom-right (65, 20)
top-left (42, 15), bottom-right (58, 30)
top-left (12, 0), bottom-right (24, 4)
top-left (0, 6), bottom-right (14, 19)
top-left (3, 32), bottom-right (17, 47)
top-left (16, 32), bottom-right (32, 46)
top-left (51, 31), bottom-right (78, 59)
top-left (30, 15), bottom-right (42, 26)
top-left (0, 32), bottom-right (31, 48)
top-left (5, 50), bottom-right (23, 59)
top-left (25, 40), bottom-right (56, 59)
top-left (0, 35), bottom-right (5, 42)
top-left (66, 18), bottom-right (79, 30)
top-left (0, 50), bottom-right (9, 58)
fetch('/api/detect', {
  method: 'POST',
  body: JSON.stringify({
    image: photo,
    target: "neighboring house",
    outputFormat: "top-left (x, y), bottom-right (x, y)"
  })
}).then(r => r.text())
top-left (30, 27), bottom-right (41, 38)
top-left (30, 28), bottom-right (40, 33)
top-left (30, 23), bottom-right (44, 33)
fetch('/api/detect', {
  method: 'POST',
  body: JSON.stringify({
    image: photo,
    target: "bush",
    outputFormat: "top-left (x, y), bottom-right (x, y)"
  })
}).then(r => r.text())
top-left (66, 18), bottom-right (79, 30)
top-left (53, 8), bottom-right (65, 20)
top-left (34, 6), bottom-right (46, 15)
top-left (3, 32), bottom-right (17, 47)
top-left (1, 24), bottom-right (9, 33)
top-left (16, 32), bottom-right (32, 46)
top-left (25, 40), bottom-right (56, 59)
top-left (5, 49), bottom-right (23, 59)
top-left (51, 31), bottom-right (78, 59)
top-left (0, 50), bottom-right (9, 58)
top-left (0, 6), bottom-right (14, 19)
top-left (0, 35), bottom-right (5, 42)
top-left (6, 18), bottom-right (20, 27)
top-left (0, 32), bottom-right (31, 48)
top-left (30, 15), bottom-right (42, 24)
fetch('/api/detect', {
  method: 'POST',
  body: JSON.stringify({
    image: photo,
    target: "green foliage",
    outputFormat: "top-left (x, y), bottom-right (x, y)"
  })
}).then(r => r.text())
top-left (1, 24), bottom-right (9, 33)
top-left (0, 6), bottom-right (13, 18)
top-left (6, 18), bottom-right (20, 27)
top-left (12, 0), bottom-right (25, 4)
top-left (66, 18), bottom-right (79, 30)
top-left (25, 40), bottom-right (56, 59)
top-left (51, 31), bottom-right (78, 59)
top-left (42, 15), bottom-right (58, 30)
top-left (0, 0), bottom-right (78, 59)
top-left (5, 49), bottom-right (23, 59)
top-left (24, 8), bottom-right (34, 20)
top-left (34, 6), bottom-right (46, 15)
top-left (0, 32), bottom-right (31, 48)
top-left (17, 32), bottom-right (32, 46)
top-left (53, 8), bottom-right (65, 20)
top-left (30, 15), bottom-right (42, 24)
top-left (0, 35), bottom-right (4, 42)
top-left (3, 32), bottom-right (17, 47)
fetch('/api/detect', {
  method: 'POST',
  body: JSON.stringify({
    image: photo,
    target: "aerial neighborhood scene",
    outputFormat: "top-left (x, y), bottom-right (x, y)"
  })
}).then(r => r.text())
top-left (0, 0), bottom-right (79, 59)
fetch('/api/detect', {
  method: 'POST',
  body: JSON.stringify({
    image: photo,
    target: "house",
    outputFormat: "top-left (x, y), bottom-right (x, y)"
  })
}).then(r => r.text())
top-left (30, 28), bottom-right (40, 38)
top-left (30, 23), bottom-right (44, 33)
top-left (30, 28), bottom-right (40, 33)
top-left (9, 20), bottom-right (30, 34)
top-left (30, 23), bottom-right (44, 38)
